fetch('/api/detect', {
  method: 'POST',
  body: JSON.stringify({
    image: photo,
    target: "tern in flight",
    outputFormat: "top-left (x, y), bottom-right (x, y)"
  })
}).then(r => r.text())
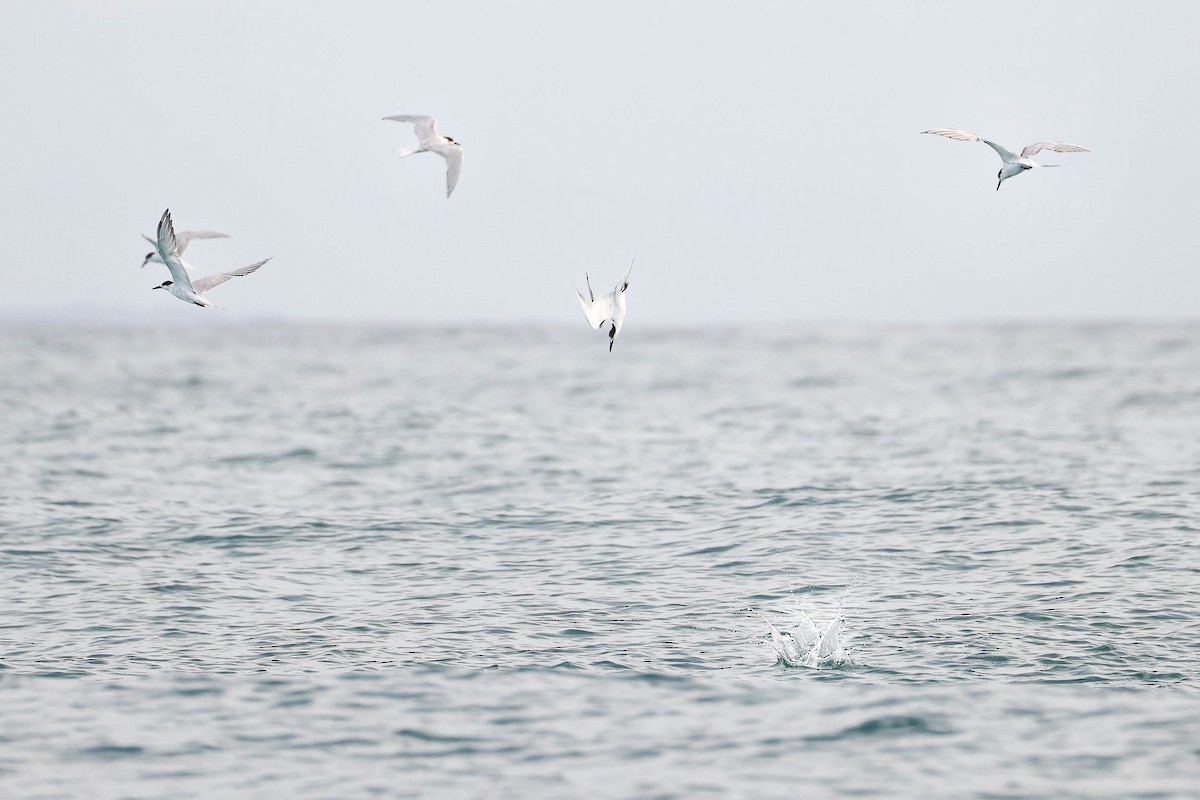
top-left (150, 209), bottom-right (270, 308)
top-left (575, 260), bottom-right (633, 352)
top-left (140, 229), bottom-right (229, 268)
top-left (921, 128), bottom-right (1090, 190)
top-left (382, 114), bottom-right (463, 198)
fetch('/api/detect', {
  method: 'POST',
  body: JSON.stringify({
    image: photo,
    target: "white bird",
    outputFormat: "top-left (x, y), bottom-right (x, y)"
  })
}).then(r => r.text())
top-left (382, 114), bottom-right (463, 198)
top-left (150, 209), bottom-right (270, 308)
top-left (575, 260), bottom-right (633, 352)
top-left (140, 229), bottom-right (229, 268)
top-left (921, 128), bottom-right (1090, 190)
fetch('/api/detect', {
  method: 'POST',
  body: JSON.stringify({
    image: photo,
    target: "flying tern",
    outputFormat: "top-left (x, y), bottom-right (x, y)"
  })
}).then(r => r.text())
top-left (383, 114), bottom-right (463, 198)
top-left (575, 260), bottom-right (633, 352)
top-left (140, 229), bottom-right (229, 268)
top-left (150, 209), bottom-right (270, 308)
top-left (921, 128), bottom-right (1090, 190)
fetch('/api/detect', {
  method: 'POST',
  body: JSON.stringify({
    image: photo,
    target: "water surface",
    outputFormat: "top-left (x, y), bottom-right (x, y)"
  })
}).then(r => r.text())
top-left (1, 322), bottom-right (1198, 797)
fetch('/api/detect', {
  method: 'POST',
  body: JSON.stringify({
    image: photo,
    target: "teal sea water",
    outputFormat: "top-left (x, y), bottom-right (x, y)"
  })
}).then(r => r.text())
top-left (1, 322), bottom-right (1198, 798)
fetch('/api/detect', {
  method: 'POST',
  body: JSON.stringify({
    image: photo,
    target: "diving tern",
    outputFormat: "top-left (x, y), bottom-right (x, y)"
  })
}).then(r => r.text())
top-left (575, 261), bottom-right (633, 352)
top-left (140, 229), bottom-right (229, 268)
top-left (383, 114), bottom-right (463, 198)
top-left (921, 128), bottom-right (1090, 190)
top-left (150, 209), bottom-right (270, 308)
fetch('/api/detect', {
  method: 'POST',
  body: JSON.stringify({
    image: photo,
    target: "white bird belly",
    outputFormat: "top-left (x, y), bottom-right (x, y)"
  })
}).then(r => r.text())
top-left (999, 162), bottom-right (1028, 181)
top-left (167, 284), bottom-right (210, 307)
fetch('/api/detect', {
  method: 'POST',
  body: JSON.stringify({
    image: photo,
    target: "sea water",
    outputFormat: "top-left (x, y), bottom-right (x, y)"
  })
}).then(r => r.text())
top-left (1, 321), bottom-right (1198, 798)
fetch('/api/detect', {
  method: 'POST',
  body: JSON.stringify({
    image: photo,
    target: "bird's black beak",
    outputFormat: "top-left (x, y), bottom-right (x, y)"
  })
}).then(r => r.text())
top-left (151, 285), bottom-right (162, 290)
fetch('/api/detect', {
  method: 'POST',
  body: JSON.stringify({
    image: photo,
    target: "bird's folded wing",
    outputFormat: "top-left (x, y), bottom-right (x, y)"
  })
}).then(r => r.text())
top-left (576, 288), bottom-right (615, 329)
top-left (192, 258), bottom-right (271, 295)
top-left (383, 114), bottom-right (438, 144)
top-left (617, 259), bottom-right (634, 292)
top-left (1020, 141), bottom-right (1090, 158)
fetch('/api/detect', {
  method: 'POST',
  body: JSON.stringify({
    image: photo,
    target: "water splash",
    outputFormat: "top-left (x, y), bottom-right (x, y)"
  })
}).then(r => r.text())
top-left (762, 607), bottom-right (851, 669)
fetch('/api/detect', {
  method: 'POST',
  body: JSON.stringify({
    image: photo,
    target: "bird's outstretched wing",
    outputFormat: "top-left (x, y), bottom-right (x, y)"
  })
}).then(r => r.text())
top-left (575, 283), bottom-right (616, 330)
top-left (383, 114), bottom-right (439, 145)
top-left (141, 230), bottom-right (230, 269)
top-left (922, 128), bottom-right (1015, 162)
top-left (1020, 141), bottom-right (1091, 158)
top-left (921, 127), bottom-right (981, 142)
top-left (429, 142), bottom-right (463, 197)
top-left (192, 258), bottom-right (271, 295)
top-left (155, 209), bottom-right (195, 292)
top-left (176, 230), bottom-right (231, 254)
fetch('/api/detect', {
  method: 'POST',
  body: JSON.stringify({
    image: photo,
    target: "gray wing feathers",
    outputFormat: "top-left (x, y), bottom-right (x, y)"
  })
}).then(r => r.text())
top-left (436, 143), bottom-right (463, 197)
top-left (922, 128), bottom-right (1015, 162)
top-left (142, 230), bottom-right (230, 255)
top-left (155, 209), bottom-right (194, 292)
top-left (176, 230), bottom-right (231, 254)
top-left (921, 128), bottom-right (981, 142)
top-left (619, 259), bottom-right (634, 291)
top-left (383, 114), bottom-right (438, 143)
top-left (156, 209), bottom-right (179, 260)
top-left (980, 139), bottom-right (1016, 162)
top-left (1020, 141), bottom-right (1091, 158)
top-left (192, 258), bottom-right (271, 295)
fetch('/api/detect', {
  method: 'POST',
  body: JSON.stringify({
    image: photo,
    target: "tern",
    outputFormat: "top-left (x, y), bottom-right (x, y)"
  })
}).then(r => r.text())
top-left (150, 209), bottom-right (270, 308)
top-left (140, 229), bottom-right (229, 268)
top-left (575, 260), bottom-right (633, 352)
top-left (921, 128), bottom-right (1090, 190)
top-left (382, 114), bottom-right (463, 198)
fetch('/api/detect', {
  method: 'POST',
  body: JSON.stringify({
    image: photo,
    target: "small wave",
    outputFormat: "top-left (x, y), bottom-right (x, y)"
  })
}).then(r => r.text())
top-left (762, 607), bottom-right (851, 669)
top-left (805, 715), bottom-right (951, 742)
top-left (217, 447), bottom-right (318, 465)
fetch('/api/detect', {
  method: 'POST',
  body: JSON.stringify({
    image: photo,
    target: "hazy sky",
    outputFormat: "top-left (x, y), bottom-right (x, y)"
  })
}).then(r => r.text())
top-left (1, 1), bottom-right (1197, 323)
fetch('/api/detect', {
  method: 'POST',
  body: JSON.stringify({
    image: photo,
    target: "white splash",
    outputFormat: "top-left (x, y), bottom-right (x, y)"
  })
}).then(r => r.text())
top-left (763, 607), bottom-right (851, 669)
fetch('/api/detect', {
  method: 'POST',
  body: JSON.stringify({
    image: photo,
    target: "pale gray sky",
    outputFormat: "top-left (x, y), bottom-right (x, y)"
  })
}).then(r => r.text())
top-left (1, 0), bottom-right (1197, 323)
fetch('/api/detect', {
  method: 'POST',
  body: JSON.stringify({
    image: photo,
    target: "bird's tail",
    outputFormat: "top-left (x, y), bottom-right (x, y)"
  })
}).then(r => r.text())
top-left (394, 146), bottom-right (424, 159)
